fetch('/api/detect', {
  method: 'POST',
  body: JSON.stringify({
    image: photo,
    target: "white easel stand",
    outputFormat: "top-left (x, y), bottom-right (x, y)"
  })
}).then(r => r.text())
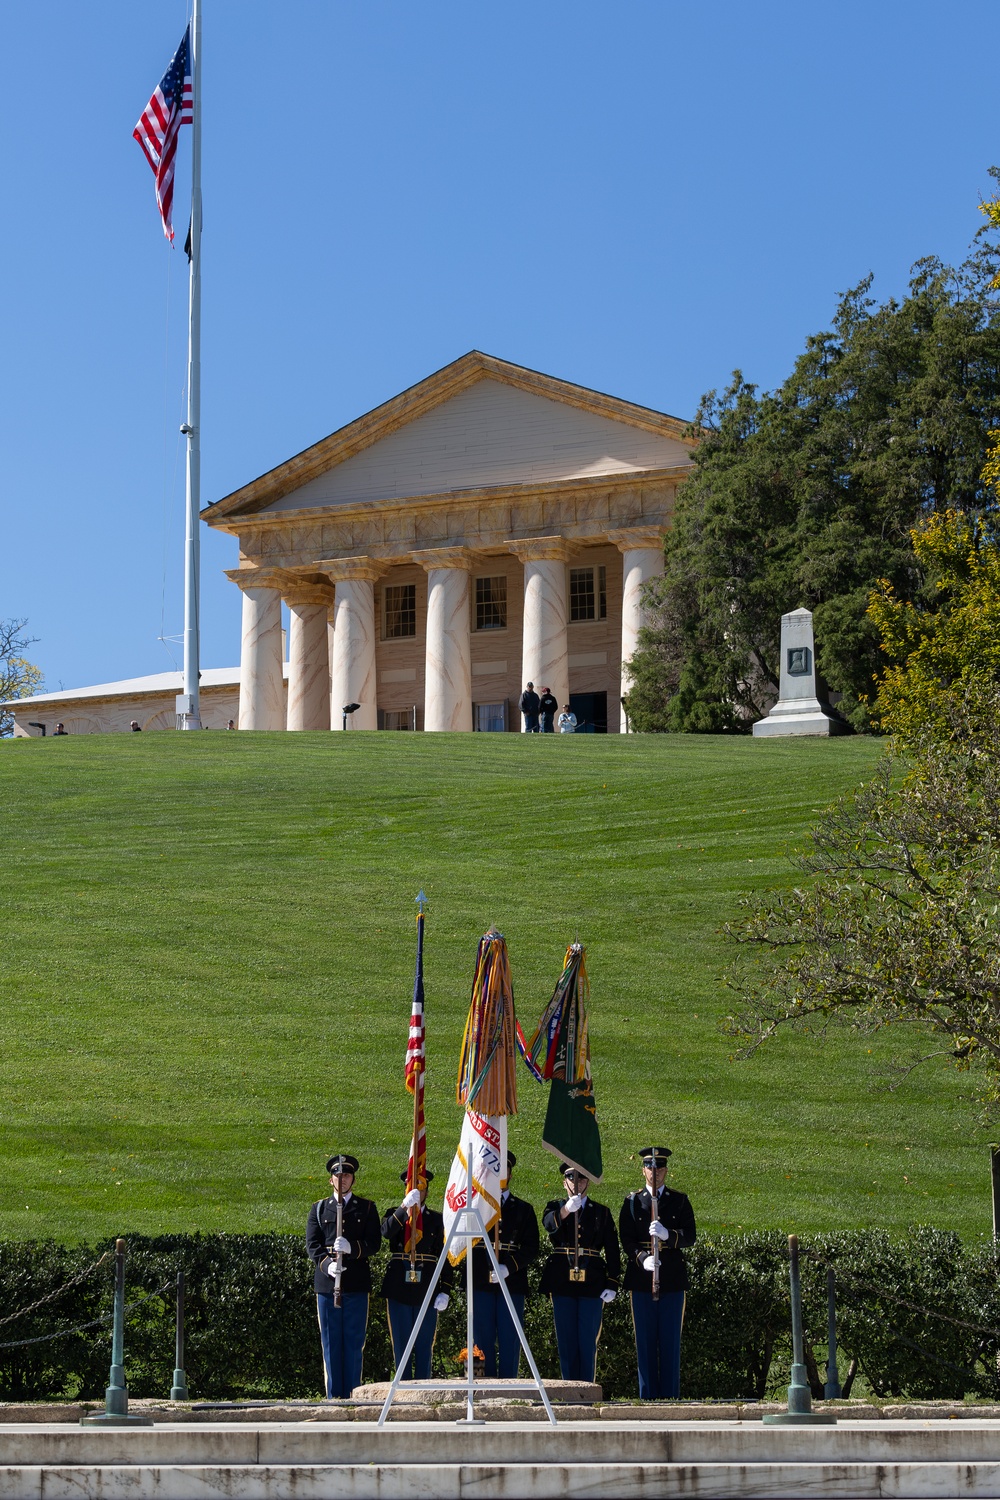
top-left (377, 1160), bottom-right (557, 1427)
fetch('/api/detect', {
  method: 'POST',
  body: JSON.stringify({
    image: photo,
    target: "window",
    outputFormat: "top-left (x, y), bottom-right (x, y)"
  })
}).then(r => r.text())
top-left (474, 701), bottom-right (508, 732)
top-left (476, 576), bottom-right (507, 631)
top-left (384, 583), bottom-right (416, 639)
top-left (570, 566), bottom-right (607, 622)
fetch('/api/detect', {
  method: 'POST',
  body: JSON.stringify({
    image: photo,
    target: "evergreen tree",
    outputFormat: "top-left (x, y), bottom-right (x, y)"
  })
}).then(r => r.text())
top-left (628, 248), bottom-right (1000, 732)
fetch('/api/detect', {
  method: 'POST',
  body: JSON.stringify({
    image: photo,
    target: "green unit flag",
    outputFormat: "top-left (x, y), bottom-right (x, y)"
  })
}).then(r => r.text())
top-left (542, 1075), bottom-right (603, 1183)
top-left (522, 942), bottom-right (604, 1184)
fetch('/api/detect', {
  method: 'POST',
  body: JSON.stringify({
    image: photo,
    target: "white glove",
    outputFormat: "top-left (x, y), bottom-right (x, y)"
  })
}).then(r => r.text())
top-left (333, 1236), bottom-right (351, 1255)
top-left (600, 1289), bottom-right (616, 1304)
top-left (401, 1188), bottom-right (421, 1211)
top-left (642, 1254), bottom-right (656, 1272)
top-left (326, 1259), bottom-right (339, 1278)
top-left (565, 1193), bottom-right (584, 1214)
top-left (433, 1293), bottom-right (449, 1312)
top-left (650, 1220), bottom-right (670, 1242)
top-left (489, 1265), bottom-right (510, 1282)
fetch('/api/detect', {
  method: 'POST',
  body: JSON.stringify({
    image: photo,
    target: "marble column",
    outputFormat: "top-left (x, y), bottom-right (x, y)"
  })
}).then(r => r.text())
top-left (610, 528), bottom-right (665, 733)
top-left (227, 570), bottom-right (286, 731)
top-left (508, 537), bottom-right (570, 726)
top-left (416, 549), bottom-right (473, 732)
top-left (284, 586), bottom-right (335, 731)
top-left (318, 558), bottom-right (383, 731)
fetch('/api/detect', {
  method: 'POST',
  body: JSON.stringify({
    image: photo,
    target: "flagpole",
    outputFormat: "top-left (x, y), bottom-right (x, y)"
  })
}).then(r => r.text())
top-left (179, 0), bottom-right (202, 730)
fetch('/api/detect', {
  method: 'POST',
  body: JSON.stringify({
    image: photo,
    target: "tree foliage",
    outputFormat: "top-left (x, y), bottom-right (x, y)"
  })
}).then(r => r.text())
top-left (724, 686), bottom-right (1000, 1122)
top-left (0, 618), bottom-right (42, 736)
top-left (868, 509), bottom-right (1000, 741)
top-left (627, 246), bottom-right (1000, 733)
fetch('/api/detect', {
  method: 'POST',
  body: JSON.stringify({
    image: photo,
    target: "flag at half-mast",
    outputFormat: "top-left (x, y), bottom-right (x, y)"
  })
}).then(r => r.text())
top-left (522, 942), bottom-right (603, 1182)
top-left (133, 29), bottom-right (193, 242)
top-left (444, 928), bottom-right (519, 1262)
top-left (404, 895), bottom-right (428, 1251)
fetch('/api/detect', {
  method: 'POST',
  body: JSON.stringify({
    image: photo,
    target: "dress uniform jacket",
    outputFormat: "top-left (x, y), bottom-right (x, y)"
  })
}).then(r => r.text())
top-left (619, 1187), bottom-right (696, 1294)
top-left (539, 1198), bottom-right (621, 1298)
top-left (306, 1193), bottom-right (382, 1294)
top-left (471, 1193), bottom-right (540, 1295)
top-left (379, 1205), bottom-right (453, 1307)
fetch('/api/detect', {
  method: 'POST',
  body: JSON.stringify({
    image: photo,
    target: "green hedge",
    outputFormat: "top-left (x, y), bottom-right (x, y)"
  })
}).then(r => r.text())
top-left (2, 1229), bottom-right (998, 1402)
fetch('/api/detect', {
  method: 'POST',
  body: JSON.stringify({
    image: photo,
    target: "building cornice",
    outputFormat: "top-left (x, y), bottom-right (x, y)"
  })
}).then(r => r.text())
top-left (210, 465), bottom-right (690, 538)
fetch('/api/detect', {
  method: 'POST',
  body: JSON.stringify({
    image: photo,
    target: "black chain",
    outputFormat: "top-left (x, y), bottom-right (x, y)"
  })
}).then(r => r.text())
top-left (0, 1280), bottom-right (174, 1352)
top-left (803, 1252), bottom-right (1000, 1340)
top-left (0, 1250), bottom-right (113, 1331)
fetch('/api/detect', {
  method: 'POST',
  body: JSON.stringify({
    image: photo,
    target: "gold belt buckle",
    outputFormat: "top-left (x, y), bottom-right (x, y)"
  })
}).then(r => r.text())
top-left (569, 1267), bottom-right (586, 1282)
top-left (406, 1268), bottom-right (422, 1283)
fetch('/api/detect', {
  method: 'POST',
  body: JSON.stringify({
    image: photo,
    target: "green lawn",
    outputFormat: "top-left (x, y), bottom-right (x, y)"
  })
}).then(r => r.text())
top-left (0, 730), bottom-right (989, 1244)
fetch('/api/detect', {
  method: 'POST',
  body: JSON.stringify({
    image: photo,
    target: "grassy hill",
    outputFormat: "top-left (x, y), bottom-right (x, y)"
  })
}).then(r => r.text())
top-left (0, 730), bottom-right (989, 1244)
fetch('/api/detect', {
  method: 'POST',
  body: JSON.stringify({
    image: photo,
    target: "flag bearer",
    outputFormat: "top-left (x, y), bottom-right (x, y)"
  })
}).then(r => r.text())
top-left (306, 1153), bottom-right (382, 1398)
top-left (380, 1169), bottom-right (452, 1380)
top-left (619, 1145), bottom-right (697, 1400)
top-left (539, 1164), bottom-right (620, 1382)
top-left (471, 1151), bottom-right (540, 1377)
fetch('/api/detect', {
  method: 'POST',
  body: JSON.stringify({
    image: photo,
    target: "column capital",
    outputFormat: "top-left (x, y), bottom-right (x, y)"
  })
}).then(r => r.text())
top-left (282, 584), bottom-right (336, 608)
top-left (506, 535), bottom-right (570, 564)
top-left (315, 556), bottom-right (388, 585)
top-left (412, 546), bottom-right (477, 572)
top-left (607, 527), bottom-right (665, 553)
top-left (226, 566), bottom-right (292, 593)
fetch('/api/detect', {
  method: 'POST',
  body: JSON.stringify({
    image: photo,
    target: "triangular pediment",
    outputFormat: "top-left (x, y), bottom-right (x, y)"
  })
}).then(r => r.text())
top-left (205, 352), bottom-right (695, 521)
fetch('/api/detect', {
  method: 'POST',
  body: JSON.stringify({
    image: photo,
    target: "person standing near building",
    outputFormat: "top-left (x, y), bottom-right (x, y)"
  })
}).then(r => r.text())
top-left (519, 682), bottom-right (540, 732)
top-left (539, 1164), bottom-right (619, 1382)
top-left (471, 1151), bottom-right (540, 1377)
top-left (379, 1169), bottom-right (451, 1380)
top-left (306, 1153), bottom-right (382, 1398)
top-left (619, 1145), bottom-right (696, 1399)
top-left (557, 705), bottom-right (577, 733)
top-left (538, 688), bottom-right (558, 733)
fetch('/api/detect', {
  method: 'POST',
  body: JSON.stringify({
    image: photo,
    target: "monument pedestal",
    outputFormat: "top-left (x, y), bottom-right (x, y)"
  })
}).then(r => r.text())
top-left (753, 606), bottom-right (849, 738)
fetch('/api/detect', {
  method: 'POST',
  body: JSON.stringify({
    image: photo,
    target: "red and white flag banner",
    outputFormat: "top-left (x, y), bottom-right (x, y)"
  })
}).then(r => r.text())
top-left (443, 1109), bottom-right (506, 1264)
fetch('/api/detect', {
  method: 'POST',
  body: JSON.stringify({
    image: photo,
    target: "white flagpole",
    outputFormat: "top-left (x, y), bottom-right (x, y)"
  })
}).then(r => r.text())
top-left (178, 0), bottom-right (202, 730)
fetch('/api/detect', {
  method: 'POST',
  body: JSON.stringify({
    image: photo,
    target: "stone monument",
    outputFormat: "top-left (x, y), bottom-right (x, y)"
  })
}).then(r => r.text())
top-left (752, 607), bottom-right (848, 737)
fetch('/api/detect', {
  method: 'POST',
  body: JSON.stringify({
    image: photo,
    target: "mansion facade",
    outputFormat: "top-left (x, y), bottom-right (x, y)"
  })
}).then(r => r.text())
top-left (207, 352), bottom-right (696, 734)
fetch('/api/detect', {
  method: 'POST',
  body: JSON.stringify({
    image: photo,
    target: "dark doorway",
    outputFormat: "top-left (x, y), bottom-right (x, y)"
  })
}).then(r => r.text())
top-left (568, 692), bottom-right (607, 734)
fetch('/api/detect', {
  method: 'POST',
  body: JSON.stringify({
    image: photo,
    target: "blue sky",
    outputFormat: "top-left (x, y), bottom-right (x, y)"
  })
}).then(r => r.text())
top-left (2, 1), bottom-right (996, 690)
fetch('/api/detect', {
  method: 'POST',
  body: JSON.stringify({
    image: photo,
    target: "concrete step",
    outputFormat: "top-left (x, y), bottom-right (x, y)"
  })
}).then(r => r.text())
top-left (3, 1420), bottom-right (1000, 1498)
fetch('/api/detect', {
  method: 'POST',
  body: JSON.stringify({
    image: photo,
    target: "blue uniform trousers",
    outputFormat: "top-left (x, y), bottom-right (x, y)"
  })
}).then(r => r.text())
top-left (630, 1290), bottom-right (685, 1399)
top-left (472, 1290), bottom-right (526, 1378)
top-left (551, 1296), bottom-right (604, 1382)
top-left (386, 1300), bottom-right (439, 1380)
top-left (316, 1291), bottom-right (368, 1398)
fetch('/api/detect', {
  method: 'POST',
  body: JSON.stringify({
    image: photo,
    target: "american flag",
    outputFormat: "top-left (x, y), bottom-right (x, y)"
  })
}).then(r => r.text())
top-left (133, 29), bottom-right (193, 242)
top-left (404, 903), bottom-right (427, 1251)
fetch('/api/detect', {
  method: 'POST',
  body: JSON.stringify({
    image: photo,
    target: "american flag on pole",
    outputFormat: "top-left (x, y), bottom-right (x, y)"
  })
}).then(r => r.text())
top-left (133, 29), bottom-right (193, 242)
top-left (404, 897), bottom-right (428, 1251)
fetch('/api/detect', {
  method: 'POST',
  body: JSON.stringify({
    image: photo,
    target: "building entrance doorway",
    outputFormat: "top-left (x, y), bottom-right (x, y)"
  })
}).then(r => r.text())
top-left (568, 692), bottom-right (607, 733)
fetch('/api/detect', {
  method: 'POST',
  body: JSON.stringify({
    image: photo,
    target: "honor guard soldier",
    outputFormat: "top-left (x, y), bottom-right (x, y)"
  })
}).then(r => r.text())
top-left (619, 1145), bottom-right (697, 1399)
top-left (306, 1154), bottom-right (382, 1398)
top-left (471, 1151), bottom-right (540, 1377)
top-left (540, 1163), bottom-right (620, 1382)
top-left (379, 1169), bottom-right (452, 1380)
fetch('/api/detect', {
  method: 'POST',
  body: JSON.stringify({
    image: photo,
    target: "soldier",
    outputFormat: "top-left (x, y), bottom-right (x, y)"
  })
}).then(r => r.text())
top-left (379, 1169), bottom-right (452, 1380)
top-left (619, 1145), bottom-right (697, 1399)
top-left (305, 1153), bottom-right (382, 1398)
top-left (540, 1163), bottom-right (620, 1382)
top-left (471, 1151), bottom-right (540, 1377)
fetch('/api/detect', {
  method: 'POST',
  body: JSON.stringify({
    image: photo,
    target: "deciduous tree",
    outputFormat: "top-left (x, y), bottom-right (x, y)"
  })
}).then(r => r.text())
top-left (724, 687), bottom-right (1000, 1122)
top-left (0, 618), bottom-right (43, 736)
